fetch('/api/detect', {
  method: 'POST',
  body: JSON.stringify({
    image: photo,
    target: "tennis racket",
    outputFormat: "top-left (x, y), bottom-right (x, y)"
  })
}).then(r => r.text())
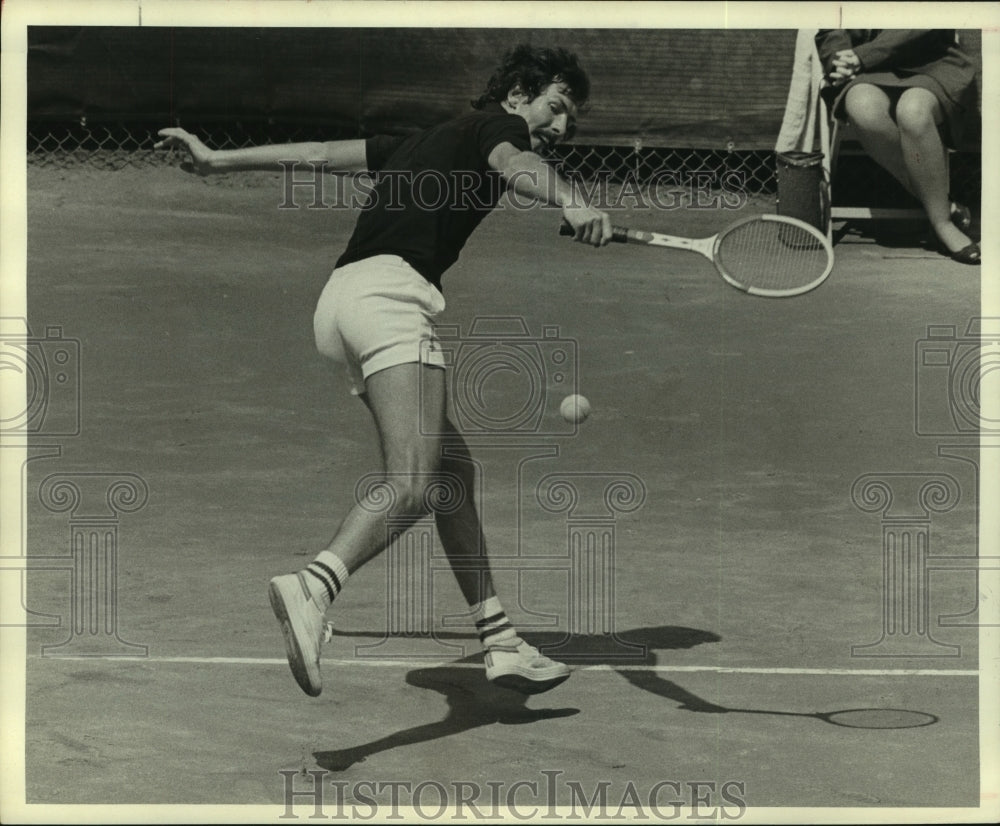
top-left (561, 214), bottom-right (834, 298)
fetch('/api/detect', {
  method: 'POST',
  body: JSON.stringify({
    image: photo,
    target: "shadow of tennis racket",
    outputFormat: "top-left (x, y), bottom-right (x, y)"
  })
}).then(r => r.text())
top-left (617, 671), bottom-right (938, 729)
top-left (731, 706), bottom-right (937, 729)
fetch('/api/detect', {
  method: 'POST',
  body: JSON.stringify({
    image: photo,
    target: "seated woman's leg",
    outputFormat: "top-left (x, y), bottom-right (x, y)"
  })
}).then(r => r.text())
top-left (843, 83), bottom-right (912, 193)
top-left (894, 87), bottom-right (972, 254)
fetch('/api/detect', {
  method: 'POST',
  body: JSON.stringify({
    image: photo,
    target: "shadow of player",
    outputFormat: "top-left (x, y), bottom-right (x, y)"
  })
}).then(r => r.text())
top-left (314, 624), bottom-right (719, 772)
top-left (313, 664), bottom-right (579, 772)
top-left (616, 669), bottom-right (730, 712)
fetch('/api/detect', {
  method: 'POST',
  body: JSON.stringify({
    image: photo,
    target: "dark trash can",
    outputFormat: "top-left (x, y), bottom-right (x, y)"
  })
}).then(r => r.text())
top-left (776, 150), bottom-right (828, 233)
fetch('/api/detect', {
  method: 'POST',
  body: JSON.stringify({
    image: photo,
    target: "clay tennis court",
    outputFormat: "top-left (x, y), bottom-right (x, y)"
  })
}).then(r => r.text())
top-left (18, 159), bottom-right (987, 817)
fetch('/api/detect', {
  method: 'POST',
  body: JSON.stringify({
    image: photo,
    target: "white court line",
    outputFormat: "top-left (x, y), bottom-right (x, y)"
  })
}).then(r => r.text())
top-left (29, 655), bottom-right (978, 676)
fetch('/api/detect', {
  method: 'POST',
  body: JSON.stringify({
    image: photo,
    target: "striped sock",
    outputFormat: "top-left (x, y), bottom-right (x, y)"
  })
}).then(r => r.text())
top-left (303, 551), bottom-right (349, 611)
top-left (473, 596), bottom-right (518, 649)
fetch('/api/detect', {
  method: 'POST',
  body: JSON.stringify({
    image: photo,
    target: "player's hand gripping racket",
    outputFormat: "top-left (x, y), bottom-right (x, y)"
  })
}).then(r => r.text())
top-left (561, 214), bottom-right (834, 297)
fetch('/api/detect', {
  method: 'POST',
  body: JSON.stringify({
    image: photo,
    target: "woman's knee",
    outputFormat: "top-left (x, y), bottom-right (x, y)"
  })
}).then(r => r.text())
top-left (844, 84), bottom-right (892, 130)
top-left (894, 89), bottom-right (940, 136)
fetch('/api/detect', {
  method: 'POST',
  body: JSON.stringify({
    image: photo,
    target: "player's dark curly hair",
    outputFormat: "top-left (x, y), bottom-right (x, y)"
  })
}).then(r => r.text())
top-left (472, 44), bottom-right (591, 111)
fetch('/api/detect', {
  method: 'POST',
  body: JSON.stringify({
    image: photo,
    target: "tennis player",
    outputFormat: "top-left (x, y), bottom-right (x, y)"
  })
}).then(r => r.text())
top-left (156, 45), bottom-right (612, 697)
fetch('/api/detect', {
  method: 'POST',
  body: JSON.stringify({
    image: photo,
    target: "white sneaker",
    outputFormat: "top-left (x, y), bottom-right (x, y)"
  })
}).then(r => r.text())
top-left (268, 573), bottom-right (326, 697)
top-left (484, 639), bottom-right (570, 694)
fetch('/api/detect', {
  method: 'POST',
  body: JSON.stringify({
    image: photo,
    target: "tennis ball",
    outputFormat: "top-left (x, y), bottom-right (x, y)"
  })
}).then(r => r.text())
top-left (560, 394), bottom-right (591, 424)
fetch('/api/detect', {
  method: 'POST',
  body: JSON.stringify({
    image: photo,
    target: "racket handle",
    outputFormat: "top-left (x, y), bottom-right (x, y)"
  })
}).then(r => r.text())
top-left (559, 222), bottom-right (629, 244)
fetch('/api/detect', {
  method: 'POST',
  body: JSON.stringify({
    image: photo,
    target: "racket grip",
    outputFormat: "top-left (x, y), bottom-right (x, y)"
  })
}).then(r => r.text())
top-left (558, 222), bottom-right (629, 243)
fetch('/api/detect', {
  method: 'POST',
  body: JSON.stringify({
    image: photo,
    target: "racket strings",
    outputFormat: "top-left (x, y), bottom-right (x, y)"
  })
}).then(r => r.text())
top-left (716, 220), bottom-right (831, 294)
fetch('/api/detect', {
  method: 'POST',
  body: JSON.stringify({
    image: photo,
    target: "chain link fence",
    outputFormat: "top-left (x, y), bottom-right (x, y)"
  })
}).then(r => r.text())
top-left (27, 119), bottom-right (981, 210)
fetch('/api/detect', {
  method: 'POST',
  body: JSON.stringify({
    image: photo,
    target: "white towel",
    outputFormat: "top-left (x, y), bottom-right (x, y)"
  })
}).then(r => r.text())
top-left (775, 29), bottom-right (824, 153)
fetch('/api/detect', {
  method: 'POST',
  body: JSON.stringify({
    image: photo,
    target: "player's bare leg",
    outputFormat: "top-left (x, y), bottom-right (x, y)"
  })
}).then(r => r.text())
top-left (269, 362), bottom-right (445, 696)
top-left (271, 362), bottom-right (568, 694)
top-left (434, 417), bottom-right (570, 694)
top-left (325, 362), bottom-right (450, 571)
top-left (358, 365), bottom-right (568, 693)
top-left (434, 419), bottom-right (495, 606)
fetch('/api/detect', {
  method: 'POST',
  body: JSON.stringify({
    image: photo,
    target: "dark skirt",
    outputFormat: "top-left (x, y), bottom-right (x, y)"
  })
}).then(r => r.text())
top-left (830, 70), bottom-right (967, 149)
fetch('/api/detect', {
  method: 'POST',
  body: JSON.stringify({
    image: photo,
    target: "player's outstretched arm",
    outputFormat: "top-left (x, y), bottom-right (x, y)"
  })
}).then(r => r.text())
top-left (154, 128), bottom-right (368, 175)
top-left (488, 142), bottom-right (612, 247)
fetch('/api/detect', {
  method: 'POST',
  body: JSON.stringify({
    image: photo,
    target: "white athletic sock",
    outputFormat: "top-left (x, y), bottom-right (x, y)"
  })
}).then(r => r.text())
top-left (473, 596), bottom-right (518, 649)
top-left (303, 551), bottom-right (349, 611)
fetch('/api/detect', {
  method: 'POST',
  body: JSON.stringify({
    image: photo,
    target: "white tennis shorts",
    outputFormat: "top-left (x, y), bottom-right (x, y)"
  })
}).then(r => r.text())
top-left (313, 255), bottom-right (447, 395)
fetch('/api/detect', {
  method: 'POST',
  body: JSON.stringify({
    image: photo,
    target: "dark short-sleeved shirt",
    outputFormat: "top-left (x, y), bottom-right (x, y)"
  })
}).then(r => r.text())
top-left (334, 105), bottom-right (532, 289)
